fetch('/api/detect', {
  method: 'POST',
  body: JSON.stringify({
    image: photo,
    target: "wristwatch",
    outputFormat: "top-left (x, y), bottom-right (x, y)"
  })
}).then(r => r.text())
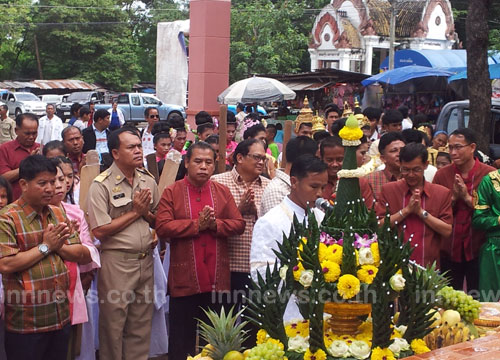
top-left (38, 243), bottom-right (50, 256)
top-left (421, 210), bottom-right (429, 219)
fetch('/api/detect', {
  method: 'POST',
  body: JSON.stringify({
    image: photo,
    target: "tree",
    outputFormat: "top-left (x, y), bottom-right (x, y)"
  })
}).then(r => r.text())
top-left (466, 0), bottom-right (492, 153)
top-left (229, 0), bottom-right (311, 82)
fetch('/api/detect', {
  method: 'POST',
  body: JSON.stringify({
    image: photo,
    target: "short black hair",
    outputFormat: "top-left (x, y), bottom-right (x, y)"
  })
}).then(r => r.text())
top-left (79, 106), bottom-right (91, 117)
top-left (450, 128), bottom-right (477, 145)
top-left (378, 132), bottom-right (404, 154)
top-left (290, 154), bottom-right (327, 180)
top-left (363, 107), bottom-right (382, 121)
top-left (330, 118), bottom-right (346, 137)
top-left (108, 128), bottom-right (141, 153)
top-left (94, 109), bottom-right (110, 123)
top-left (15, 113), bottom-right (38, 128)
top-left (0, 176), bottom-right (13, 205)
top-left (286, 136), bottom-right (318, 164)
top-left (233, 138), bottom-right (262, 163)
top-left (61, 126), bottom-right (82, 141)
top-left (401, 129), bottom-right (424, 144)
top-left (197, 122), bottom-right (214, 136)
top-left (266, 124), bottom-right (277, 137)
top-left (437, 151), bottom-right (451, 162)
top-left (144, 107), bottom-right (157, 118)
top-left (42, 140), bottom-right (65, 156)
top-left (168, 114), bottom-right (186, 131)
top-left (0, 104), bottom-right (8, 112)
top-left (313, 131), bottom-right (331, 142)
top-left (186, 141), bottom-right (216, 161)
top-left (195, 111), bottom-right (212, 125)
top-left (397, 105), bottom-right (409, 118)
top-left (324, 104), bottom-right (342, 118)
top-left (205, 134), bottom-right (219, 145)
top-left (382, 109), bottom-right (403, 125)
top-left (152, 122), bottom-right (171, 145)
top-left (320, 135), bottom-right (343, 158)
top-left (276, 123), bottom-right (283, 130)
top-left (399, 142), bottom-right (428, 164)
top-left (413, 113), bottom-right (428, 128)
top-left (227, 111), bottom-right (236, 125)
top-left (19, 155), bottom-right (57, 181)
top-left (298, 122), bottom-right (313, 131)
top-left (70, 102), bottom-right (82, 116)
top-left (236, 103), bottom-right (244, 111)
top-left (243, 123), bottom-right (266, 140)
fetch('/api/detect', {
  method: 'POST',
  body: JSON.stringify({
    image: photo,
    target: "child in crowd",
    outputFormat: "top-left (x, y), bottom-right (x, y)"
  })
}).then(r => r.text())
top-left (436, 151), bottom-right (452, 170)
top-left (226, 111), bottom-right (238, 165)
top-left (266, 124), bottom-right (280, 160)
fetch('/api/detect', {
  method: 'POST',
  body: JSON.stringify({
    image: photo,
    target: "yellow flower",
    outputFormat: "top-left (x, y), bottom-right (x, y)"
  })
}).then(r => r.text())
top-left (410, 339), bottom-right (430, 354)
top-left (339, 126), bottom-right (363, 141)
top-left (318, 243), bottom-right (328, 262)
top-left (293, 263), bottom-right (304, 281)
top-left (370, 243), bottom-right (380, 265)
top-left (326, 244), bottom-right (343, 264)
top-left (358, 321), bottom-right (372, 335)
top-left (337, 274), bottom-right (361, 299)
top-left (370, 347), bottom-right (395, 360)
top-left (304, 348), bottom-right (327, 360)
top-left (256, 329), bottom-right (268, 344)
top-left (390, 329), bottom-right (402, 339)
top-left (266, 338), bottom-right (285, 350)
top-left (321, 260), bottom-right (341, 282)
top-left (357, 265), bottom-right (379, 284)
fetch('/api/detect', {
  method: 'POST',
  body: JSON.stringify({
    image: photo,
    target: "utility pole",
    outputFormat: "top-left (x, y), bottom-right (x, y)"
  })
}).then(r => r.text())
top-left (388, 0), bottom-right (396, 70)
top-left (33, 34), bottom-right (43, 79)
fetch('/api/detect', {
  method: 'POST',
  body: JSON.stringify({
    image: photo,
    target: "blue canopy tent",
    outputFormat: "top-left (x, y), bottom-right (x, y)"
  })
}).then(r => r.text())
top-left (362, 65), bottom-right (455, 87)
top-left (448, 63), bottom-right (500, 82)
top-left (379, 49), bottom-right (500, 71)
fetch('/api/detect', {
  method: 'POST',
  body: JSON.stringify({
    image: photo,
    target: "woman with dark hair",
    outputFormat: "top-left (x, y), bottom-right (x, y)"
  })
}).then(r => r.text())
top-left (168, 114), bottom-right (188, 155)
top-left (0, 176), bottom-right (13, 208)
top-left (49, 157), bottom-right (100, 359)
top-left (50, 156), bottom-right (77, 204)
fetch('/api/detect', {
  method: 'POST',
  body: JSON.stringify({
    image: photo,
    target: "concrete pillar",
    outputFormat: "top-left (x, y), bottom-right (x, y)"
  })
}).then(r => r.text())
top-left (364, 45), bottom-right (373, 75)
top-left (338, 49), bottom-right (351, 71)
top-left (186, 0), bottom-right (231, 127)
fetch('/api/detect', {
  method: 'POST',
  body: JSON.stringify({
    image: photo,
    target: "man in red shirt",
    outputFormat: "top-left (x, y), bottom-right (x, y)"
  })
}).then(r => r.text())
top-left (0, 113), bottom-right (40, 200)
top-left (376, 143), bottom-right (453, 266)
top-left (433, 128), bottom-right (494, 294)
top-left (156, 142), bottom-right (245, 360)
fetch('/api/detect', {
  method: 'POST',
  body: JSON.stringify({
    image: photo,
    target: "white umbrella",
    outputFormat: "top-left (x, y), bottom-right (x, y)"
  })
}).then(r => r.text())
top-left (217, 76), bottom-right (296, 104)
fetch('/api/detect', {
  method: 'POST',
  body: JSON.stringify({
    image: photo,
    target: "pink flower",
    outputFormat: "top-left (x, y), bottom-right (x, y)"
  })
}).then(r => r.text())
top-left (354, 233), bottom-right (376, 249)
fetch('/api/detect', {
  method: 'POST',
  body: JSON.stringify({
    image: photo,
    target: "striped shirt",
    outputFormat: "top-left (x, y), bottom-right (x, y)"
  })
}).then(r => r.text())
top-left (211, 167), bottom-right (270, 273)
top-left (0, 197), bottom-right (80, 333)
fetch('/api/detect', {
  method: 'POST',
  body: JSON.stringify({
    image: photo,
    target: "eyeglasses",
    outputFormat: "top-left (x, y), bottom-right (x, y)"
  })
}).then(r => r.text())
top-left (448, 144), bottom-right (471, 152)
top-left (149, 114), bottom-right (159, 119)
top-left (246, 153), bottom-right (267, 163)
top-left (400, 167), bottom-right (424, 175)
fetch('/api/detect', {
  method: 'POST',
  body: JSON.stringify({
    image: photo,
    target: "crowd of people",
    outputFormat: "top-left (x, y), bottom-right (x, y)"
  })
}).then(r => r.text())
top-left (0, 99), bottom-right (498, 360)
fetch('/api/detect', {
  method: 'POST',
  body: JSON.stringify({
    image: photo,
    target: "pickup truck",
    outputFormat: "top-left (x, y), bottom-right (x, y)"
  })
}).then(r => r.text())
top-left (0, 91), bottom-right (47, 117)
top-left (435, 98), bottom-right (500, 159)
top-left (56, 91), bottom-right (105, 120)
top-left (94, 93), bottom-right (186, 122)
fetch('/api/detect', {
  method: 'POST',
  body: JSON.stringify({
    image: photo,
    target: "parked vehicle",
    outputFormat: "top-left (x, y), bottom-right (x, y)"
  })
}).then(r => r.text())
top-left (39, 94), bottom-right (63, 106)
top-left (94, 93), bottom-right (186, 123)
top-left (56, 91), bottom-right (105, 120)
top-left (0, 91), bottom-right (47, 117)
top-left (435, 99), bottom-right (500, 159)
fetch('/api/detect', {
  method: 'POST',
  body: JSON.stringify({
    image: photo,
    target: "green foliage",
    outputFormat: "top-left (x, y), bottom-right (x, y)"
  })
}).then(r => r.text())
top-left (245, 262), bottom-right (289, 348)
top-left (229, 0), bottom-right (310, 82)
top-left (399, 263), bottom-right (448, 343)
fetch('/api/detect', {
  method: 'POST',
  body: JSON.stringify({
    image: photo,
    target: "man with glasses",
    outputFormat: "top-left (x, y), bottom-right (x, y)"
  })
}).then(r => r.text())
top-left (0, 113), bottom-right (40, 200)
top-left (211, 138), bottom-right (270, 347)
top-left (434, 128), bottom-right (494, 296)
top-left (142, 107), bottom-right (160, 158)
top-left (376, 142), bottom-right (453, 266)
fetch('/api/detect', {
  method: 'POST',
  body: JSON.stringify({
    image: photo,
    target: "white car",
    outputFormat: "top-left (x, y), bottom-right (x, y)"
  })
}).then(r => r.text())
top-left (39, 94), bottom-right (63, 106)
top-left (0, 91), bottom-right (47, 117)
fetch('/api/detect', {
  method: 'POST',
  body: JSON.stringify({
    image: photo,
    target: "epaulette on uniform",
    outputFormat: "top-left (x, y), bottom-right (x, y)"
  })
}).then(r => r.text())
top-left (137, 167), bottom-right (155, 179)
top-left (94, 171), bottom-right (110, 183)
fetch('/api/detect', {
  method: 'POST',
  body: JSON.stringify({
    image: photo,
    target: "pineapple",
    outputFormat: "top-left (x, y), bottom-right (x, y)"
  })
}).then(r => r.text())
top-left (198, 306), bottom-right (248, 360)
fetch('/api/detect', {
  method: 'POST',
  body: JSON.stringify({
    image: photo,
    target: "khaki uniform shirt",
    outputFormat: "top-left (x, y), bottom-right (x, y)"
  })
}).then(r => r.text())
top-left (87, 162), bottom-right (159, 252)
top-left (0, 117), bottom-right (16, 145)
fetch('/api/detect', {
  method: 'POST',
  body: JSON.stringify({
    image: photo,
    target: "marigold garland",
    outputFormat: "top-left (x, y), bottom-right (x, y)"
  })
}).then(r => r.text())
top-left (357, 265), bottom-right (379, 284)
top-left (370, 347), bottom-right (395, 360)
top-left (321, 260), bottom-right (341, 282)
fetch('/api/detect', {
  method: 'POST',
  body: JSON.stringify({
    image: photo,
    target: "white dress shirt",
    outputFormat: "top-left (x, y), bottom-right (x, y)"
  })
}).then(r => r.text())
top-left (36, 114), bottom-right (64, 145)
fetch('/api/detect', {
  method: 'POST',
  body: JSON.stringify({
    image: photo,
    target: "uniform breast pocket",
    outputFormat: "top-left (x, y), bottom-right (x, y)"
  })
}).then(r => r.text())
top-left (110, 196), bottom-right (132, 217)
top-left (0, 124), bottom-right (12, 137)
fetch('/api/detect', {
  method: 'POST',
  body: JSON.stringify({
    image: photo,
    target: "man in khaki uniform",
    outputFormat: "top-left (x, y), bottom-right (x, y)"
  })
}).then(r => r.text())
top-left (87, 128), bottom-right (159, 360)
top-left (0, 105), bottom-right (16, 144)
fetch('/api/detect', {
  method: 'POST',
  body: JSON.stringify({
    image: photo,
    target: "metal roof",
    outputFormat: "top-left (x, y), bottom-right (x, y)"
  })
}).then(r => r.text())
top-left (0, 79), bottom-right (97, 90)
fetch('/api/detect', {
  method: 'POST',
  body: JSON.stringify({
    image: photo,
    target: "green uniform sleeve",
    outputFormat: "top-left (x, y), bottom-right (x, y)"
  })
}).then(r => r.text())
top-left (473, 175), bottom-right (500, 231)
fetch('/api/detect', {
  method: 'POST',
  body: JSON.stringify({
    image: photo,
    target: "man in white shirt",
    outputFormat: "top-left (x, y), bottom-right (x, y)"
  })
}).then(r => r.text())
top-left (250, 154), bottom-right (328, 320)
top-left (36, 104), bottom-right (64, 145)
top-left (141, 107), bottom-right (159, 158)
top-left (260, 136), bottom-right (318, 215)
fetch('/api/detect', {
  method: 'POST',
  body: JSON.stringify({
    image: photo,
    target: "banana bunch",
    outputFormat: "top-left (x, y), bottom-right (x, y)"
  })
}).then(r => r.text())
top-left (424, 321), bottom-right (473, 350)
